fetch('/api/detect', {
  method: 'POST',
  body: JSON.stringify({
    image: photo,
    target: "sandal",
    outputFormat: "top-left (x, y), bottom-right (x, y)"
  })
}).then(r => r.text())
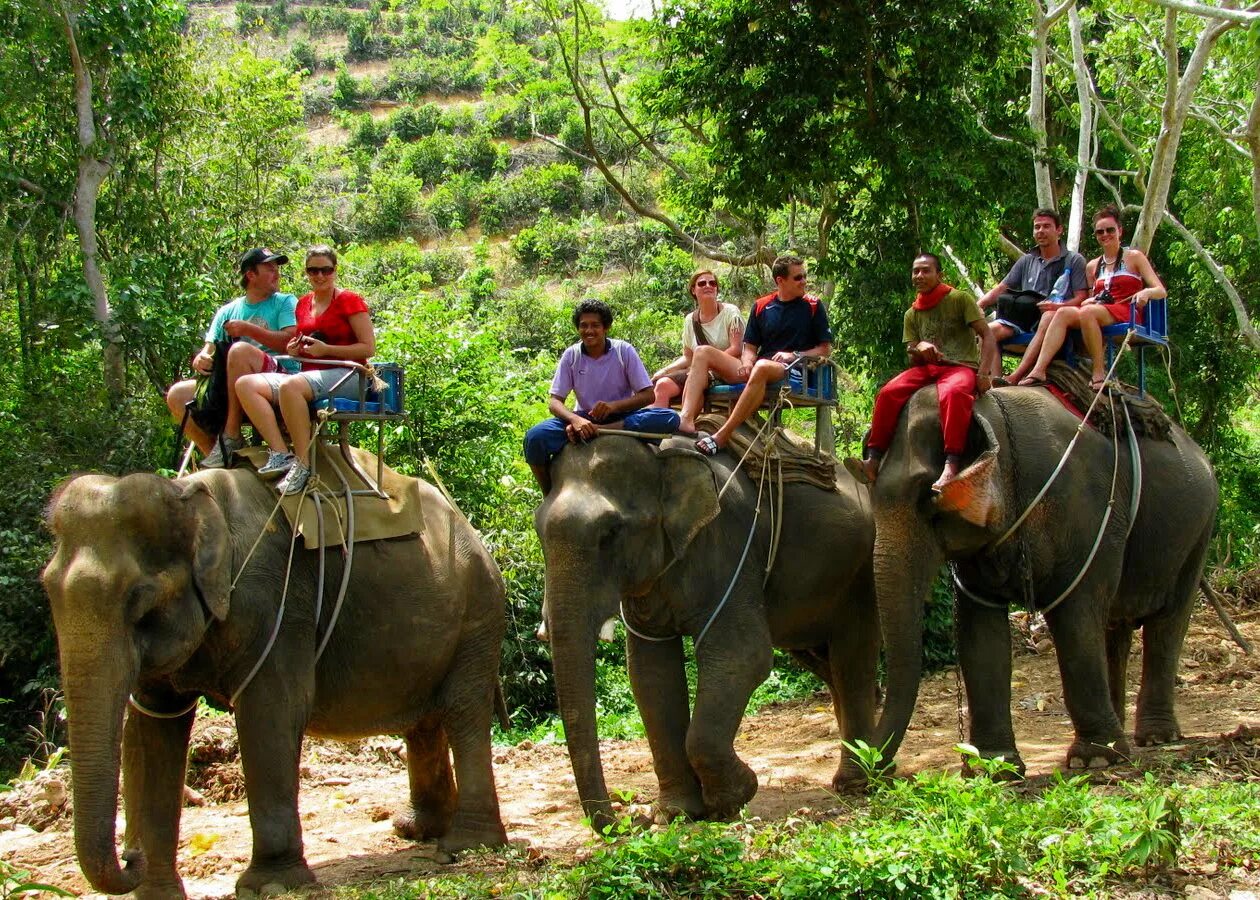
top-left (1017, 376), bottom-right (1048, 387)
top-left (1089, 378), bottom-right (1108, 392)
top-left (694, 435), bottom-right (720, 456)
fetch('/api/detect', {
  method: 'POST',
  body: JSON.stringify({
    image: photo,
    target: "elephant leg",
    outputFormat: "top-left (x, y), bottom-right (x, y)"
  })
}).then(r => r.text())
top-left (627, 635), bottom-right (703, 823)
top-left (435, 642), bottom-right (508, 853)
top-left (687, 609), bottom-right (772, 820)
top-left (956, 597), bottom-right (1024, 775)
top-left (1047, 602), bottom-right (1130, 769)
top-left (234, 686), bottom-right (316, 895)
top-left (1134, 592), bottom-right (1194, 747)
top-left (393, 715), bottom-right (457, 841)
top-left (828, 613), bottom-right (881, 789)
top-left (1105, 624), bottom-right (1133, 731)
top-left (121, 700), bottom-right (195, 900)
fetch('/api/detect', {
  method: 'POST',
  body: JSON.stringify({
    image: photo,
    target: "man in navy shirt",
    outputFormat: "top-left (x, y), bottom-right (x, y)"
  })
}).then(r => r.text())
top-left (677, 254), bottom-right (832, 454)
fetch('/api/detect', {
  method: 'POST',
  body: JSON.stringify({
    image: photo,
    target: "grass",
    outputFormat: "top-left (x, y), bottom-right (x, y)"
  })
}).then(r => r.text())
top-left (329, 750), bottom-right (1260, 899)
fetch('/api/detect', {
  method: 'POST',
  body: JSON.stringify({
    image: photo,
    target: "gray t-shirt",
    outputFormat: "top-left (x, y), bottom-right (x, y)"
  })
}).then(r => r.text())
top-left (1003, 248), bottom-right (1088, 297)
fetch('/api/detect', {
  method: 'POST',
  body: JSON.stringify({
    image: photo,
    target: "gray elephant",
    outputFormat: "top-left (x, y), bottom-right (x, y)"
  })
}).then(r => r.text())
top-left (42, 466), bottom-right (508, 899)
top-left (867, 387), bottom-right (1217, 772)
top-left (535, 434), bottom-right (879, 832)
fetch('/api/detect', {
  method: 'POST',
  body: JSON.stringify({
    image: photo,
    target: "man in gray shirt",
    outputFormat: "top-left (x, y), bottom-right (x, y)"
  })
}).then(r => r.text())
top-left (977, 208), bottom-right (1087, 381)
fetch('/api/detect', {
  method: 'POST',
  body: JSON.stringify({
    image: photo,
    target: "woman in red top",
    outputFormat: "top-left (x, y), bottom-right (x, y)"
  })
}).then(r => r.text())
top-left (236, 245), bottom-right (375, 494)
top-left (1017, 205), bottom-right (1165, 391)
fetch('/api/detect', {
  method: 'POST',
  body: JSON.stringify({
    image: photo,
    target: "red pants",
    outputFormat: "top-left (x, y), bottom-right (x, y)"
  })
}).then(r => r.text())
top-left (868, 363), bottom-right (977, 456)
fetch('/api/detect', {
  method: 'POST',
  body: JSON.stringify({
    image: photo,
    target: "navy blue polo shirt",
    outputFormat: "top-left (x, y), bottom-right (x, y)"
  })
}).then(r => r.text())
top-left (743, 295), bottom-right (833, 358)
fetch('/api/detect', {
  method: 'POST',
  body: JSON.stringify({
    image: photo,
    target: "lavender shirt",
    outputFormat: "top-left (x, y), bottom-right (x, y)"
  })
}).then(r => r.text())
top-left (550, 339), bottom-right (653, 415)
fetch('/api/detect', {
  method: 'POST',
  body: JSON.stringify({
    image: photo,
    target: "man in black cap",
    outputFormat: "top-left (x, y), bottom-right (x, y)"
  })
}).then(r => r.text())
top-left (165, 248), bottom-right (298, 466)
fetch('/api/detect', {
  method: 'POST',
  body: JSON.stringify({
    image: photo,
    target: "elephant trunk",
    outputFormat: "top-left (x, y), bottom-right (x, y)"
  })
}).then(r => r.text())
top-left (62, 649), bottom-right (146, 895)
top-left (546, 575), bottom-right (617, 832)
top-left (871, 517), bottom-right (945, 764)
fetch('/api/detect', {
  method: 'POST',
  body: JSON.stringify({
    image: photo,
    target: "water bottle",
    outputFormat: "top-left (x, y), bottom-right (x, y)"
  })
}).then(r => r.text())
top-left (1048, 267), bottom-right (1072, 304)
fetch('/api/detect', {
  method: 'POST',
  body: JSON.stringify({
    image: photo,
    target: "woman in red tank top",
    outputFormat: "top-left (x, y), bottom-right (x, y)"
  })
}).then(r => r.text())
top-left (1017, 205), bottom-right (1165, 391)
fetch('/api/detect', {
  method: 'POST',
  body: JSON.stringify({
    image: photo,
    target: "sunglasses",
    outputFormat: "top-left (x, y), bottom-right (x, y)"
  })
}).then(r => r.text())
top-left (1094, 226), bottom-right (1118, 236)
top-left (789, 274), bottom-right (807, 282)
top-left (306, 265), bottom-right (336, 276)
top-left (695, 279), bottom-right (719, 288)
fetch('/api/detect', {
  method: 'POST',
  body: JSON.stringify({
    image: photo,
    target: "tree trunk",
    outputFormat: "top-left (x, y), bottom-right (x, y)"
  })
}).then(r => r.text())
top-left (59, 0), bottom-right (124, 403)
top-left (1065, 4), bottom-right (1092, 251)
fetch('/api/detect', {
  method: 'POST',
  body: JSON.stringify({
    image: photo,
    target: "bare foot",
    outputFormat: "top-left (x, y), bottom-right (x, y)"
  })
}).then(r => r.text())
top-left (930, 459), bottom-right (961, 493)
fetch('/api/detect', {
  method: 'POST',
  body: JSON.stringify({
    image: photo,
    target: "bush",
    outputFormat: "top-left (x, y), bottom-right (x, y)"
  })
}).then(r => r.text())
top-left (479, 163), bottom-right (583, 234)
top-left (423, 173), bottom-right (482, 232)
top-left (510, 211), bottom-right (583, 275)
top-left (349, 169), bottom-right (422, 239)
top-left (332, 67), bottom-right (362, 110)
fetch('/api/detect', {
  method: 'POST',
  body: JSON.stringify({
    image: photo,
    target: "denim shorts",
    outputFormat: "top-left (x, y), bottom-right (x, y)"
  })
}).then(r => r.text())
top-left (300, 366), bottom-right (364, 402)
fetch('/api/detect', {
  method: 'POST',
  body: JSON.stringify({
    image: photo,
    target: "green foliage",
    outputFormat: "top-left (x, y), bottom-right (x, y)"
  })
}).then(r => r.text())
top-left (479, 163), bottom-right (584, 234)
top-left (510, 212), bottom-right (583, 275)
top-left (349, 169), bottom-right (423, 239)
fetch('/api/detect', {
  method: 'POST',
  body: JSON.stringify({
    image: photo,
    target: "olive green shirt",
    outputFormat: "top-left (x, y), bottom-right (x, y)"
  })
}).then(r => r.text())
top-left (902, 288), bottom-right (985, 369)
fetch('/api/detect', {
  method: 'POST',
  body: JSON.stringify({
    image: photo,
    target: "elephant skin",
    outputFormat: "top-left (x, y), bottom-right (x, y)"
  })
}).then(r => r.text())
top-left (535, 434), bottom-right (879, 832)
top-left (868, 387), bottom-right (1217, 774)
top-left (42, 468), bottom-right (508, 899)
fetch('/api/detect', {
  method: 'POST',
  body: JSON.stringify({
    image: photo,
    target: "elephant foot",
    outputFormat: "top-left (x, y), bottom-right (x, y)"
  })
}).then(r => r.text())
top-left (132, 878), bottom-right (187, 900)
top-left (435, 814), bottom-right (508, 855)
top-left (831, 758), bottom-right (896, 792)
top-left (700, 759), bottom-right (758, 821)
top-left (235, 861), bottom-right (316, 898)
top-left (1134, 719), bottom-right (1182, 747)
top-left (1066, 737), bottom-right (1131, 770)
top-left (960, 749), bottom-right (1025, 781)
top-left (393, 805), bottom-right (454, 842)
top-left (651, 789), bottom-right (706, 825)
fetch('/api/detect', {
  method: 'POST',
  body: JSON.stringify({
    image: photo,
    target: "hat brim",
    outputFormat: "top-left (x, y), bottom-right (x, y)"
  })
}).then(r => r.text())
top-left (264, 253), bottom-right (290, 265)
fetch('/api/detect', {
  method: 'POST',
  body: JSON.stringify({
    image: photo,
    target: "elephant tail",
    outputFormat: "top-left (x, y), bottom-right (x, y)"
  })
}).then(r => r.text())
top-left (494, 680), bottom-right (512, 730)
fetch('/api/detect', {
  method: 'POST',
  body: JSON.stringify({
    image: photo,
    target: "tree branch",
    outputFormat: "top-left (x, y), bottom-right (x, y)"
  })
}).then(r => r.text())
top-left (1161, 209), bottom-right (1260, 350)
top-left (1140, 0), bottom-right (1260, 24)
top-left (4, 174), bottom-right (71, 212)
top-left (943, 245), bottom-right (983, 296)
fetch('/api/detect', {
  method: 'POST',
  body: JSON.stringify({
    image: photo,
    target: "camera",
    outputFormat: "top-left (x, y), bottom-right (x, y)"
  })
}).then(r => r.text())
top-left (1096, 289), bottom-right (1114, 305)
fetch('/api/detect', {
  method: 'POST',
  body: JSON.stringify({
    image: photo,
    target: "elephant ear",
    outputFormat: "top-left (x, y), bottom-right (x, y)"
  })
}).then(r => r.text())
top-left (935, 450), bottom-right (1001, 527)
top-left (658, 447), bottom-right (721, 560)
top-left (180, 481), bottom-right (232, 621)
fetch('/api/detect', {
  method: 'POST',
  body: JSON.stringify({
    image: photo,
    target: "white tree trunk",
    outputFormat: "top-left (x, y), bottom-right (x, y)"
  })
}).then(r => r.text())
top-left (1131, 10), bottom-right (1240, 252)
top-left (1246, 69), bottom-right (1260, 247)
top-left (60, 0), bottom-right (124, 401)
top-left (1028, 8), bottom-right (1054, 208)
top-left (1065, 4), bottom-right (1093, 251)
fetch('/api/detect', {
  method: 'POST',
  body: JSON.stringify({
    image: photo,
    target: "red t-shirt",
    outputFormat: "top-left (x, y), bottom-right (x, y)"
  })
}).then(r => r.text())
top-left (295, 289), bottom-right (370, 370)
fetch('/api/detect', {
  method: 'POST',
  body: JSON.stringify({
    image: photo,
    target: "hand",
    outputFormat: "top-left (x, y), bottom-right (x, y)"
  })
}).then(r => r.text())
top-left (772, 351), bottom-right (797, 364)
top-left (588, 400), bottom-right (616, 421)
top-left (913, 342), bottom-right (940, 365)
top-left (299, 336), bottom-right (328, 358)
top-left (1136, 291), bottom-right (1149, 307)
top-left (976, 373), bottom-right (993, 396)
top-left (1082, 298), bottom-right (1099, 307)
top-left (286, 336), bottom-right (304, 356)
top-left (735, 364), bottom-right (751, 380)
top-left (1036, 300), bottom-right (1061, 312)
top-left (978, 295), bottom-right (995, 310)
top-left (566, 419), bottom-right (598, 442)
top-left (191, 351), bottom-right (213, 374)
top-left (223, 320), bottom-right (249, 339)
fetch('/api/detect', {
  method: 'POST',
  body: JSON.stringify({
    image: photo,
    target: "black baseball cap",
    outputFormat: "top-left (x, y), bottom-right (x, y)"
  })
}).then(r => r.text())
top-left (238, 247), bottom-right (289, 272)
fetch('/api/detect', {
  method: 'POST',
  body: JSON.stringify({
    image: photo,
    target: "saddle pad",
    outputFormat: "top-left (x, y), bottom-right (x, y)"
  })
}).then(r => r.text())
top-left (237, 441), bottom-right (426, 549)
top-left (695, 412), bottom-right (838, 492)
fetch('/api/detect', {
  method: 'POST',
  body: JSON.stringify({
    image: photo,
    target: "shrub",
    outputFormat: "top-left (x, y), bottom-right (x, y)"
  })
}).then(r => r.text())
top-left (479, 163), bottom-right (583, 234)
top-left (424, 173), bottom-right (481, 232)
top-left (332, 67), bottom-right (362, 111)
top-left (349, 169), bottom-right (422, 240)
top-left (510, 211), bottom-right (582, 275)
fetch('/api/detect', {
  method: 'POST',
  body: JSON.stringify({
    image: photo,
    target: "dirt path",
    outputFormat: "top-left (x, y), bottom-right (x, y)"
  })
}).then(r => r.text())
top-left (5, 604), bottom-right (1258, 898)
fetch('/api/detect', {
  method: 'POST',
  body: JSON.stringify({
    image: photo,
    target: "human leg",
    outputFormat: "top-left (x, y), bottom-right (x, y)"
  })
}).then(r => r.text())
top-left (1007, 310), bottom-right (1058, 382)
top-left (621, 407), bottom-right (681, 434)
top-left (847, 366), bottom-right (935, 483)
top-left (279, 376), bottom-right (317, 464)
top-left (166, 378), bottom-right (213, 454)
top-left (1022, 307), bottom-right (1082, 384)
top-left (709, 359), bottom-right (785, 449)
top-left (223, 342), bottom-right (271, 438)
top-left (933, 365), bottom-right (978, 490)
top-left (1078, 307), bottom-right (1118, 385)
top-left (678, 346), bottom-right (745, 433)
top-left (522, 417), bottom-right (573, 494)
top-left (236, 374), bottom-right (289, 454)
top-left (652, 376), bottom-right (683, 408)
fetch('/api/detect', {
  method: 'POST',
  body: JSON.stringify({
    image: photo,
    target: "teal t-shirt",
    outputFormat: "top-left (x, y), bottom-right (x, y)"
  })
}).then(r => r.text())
top-left (205, 293), bottom-right (298, 371)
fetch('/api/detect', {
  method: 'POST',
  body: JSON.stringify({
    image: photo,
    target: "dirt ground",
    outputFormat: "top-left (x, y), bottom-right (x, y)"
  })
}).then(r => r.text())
top-left (4, 602), bottom-right (1259, 898)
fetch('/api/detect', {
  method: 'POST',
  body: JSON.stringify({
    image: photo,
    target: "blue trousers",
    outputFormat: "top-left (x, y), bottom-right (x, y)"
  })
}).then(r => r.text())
top-left (523, 408), bottom-right (681, 465)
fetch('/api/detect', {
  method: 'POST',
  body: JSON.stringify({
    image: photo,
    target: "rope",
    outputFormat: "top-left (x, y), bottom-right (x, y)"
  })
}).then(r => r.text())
top-left (991, 332), bottom-right (1133, 550)
top-left (314, 444), bottom-right (356, 664)
top-left (128, 694), bottom-right (198, 719)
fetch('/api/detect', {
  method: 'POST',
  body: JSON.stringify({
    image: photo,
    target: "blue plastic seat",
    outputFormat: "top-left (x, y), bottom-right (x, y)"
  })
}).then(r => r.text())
top-left (704, 357), bottom-right (838, 454)
top-left (308, 362), bottom-right (406, 498)
top-left (1101, 298), bottom-right (1168, 397)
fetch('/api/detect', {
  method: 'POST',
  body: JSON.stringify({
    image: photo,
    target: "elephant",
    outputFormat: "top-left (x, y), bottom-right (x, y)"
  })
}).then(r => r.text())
top-left (41, 465), bottom-right (509, 899)
top-left (866, 386), bottom-right (1217, 773)
top-left (534, 432), bottom-right (879, 832)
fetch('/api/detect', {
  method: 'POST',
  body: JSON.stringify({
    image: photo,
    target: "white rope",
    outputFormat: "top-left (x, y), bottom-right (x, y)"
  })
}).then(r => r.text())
top-left (128, 694), bottom-right (198, 719)
top-left (992, 332), bottom-right (1133, 550)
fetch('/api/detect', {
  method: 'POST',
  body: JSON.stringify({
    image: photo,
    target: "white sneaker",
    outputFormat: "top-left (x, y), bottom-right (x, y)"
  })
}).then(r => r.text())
top-left (201, 434), bottom-right (245, 469)
top-left (278, 460), bottom-right (312, 496)
top-left (257, 450), bottom-right (295, 478)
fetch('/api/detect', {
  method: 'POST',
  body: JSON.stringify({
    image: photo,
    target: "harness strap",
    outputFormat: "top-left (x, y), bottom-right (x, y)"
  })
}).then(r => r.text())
top-left (128, 694), bottom-right (199, 719)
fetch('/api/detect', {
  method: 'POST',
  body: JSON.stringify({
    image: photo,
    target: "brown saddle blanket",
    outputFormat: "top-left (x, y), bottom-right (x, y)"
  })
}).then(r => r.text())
top-left (237, 441), bottom-right (426, 550)
top-left (695, 412), bottom-right (838, 492)
top-left (1045, 361), bottom-right (1174, 442)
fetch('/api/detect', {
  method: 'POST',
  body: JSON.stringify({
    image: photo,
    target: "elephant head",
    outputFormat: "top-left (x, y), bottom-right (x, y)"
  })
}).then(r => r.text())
top-left (869, 392), bottom-right (1009, 759)
top-left (534, 438), bottom-right (719, 829)
top-left (42, 473), bottom-right (231, 895)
